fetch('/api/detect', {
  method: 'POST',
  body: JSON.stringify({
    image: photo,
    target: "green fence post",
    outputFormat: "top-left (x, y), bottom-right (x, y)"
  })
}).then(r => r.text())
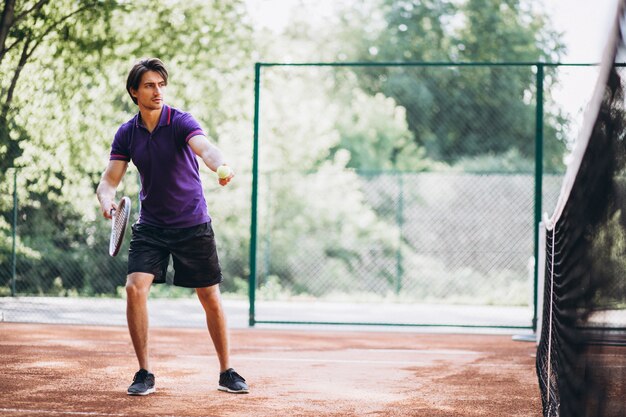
top-left (249, 63), bottom-right (261, 327)
top-left (11, 168), bottom-right (18, 297)
top-left (396, 172), bottom-right (404, 294)
top-left (263, 172), bottom-right (272, 280)
top-left (533, 63), bottom-right (544, 333)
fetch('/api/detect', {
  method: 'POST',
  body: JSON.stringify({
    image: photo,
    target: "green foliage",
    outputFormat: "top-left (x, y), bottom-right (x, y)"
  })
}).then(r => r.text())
top-left (0, 0), bottom-right (119, 178)
top-left (457, 0), bottom-right (562, 62)
top-left (0, 0), bottom-right (569, 308)
top-left (0, 0), bottom-right (254, 296)
top-left (356, 0), bottom-right (566, 166)
top-left (452, 148), bottom-right (535, 173)
top-left (124, 284), bottom-right (195, 300)
top-left (253, 66), bottom-right (408, 297)
top-left (267, 0), bottom-right (567, 170)
top-left (332, 87), bottom-right (432, 171)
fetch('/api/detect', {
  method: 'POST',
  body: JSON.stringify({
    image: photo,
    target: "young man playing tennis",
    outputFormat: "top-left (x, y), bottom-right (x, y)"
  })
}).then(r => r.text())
top-left (96, 58), bottom-right (248, 396)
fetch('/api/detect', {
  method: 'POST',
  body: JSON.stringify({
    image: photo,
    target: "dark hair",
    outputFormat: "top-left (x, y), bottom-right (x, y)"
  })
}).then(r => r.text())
top-left (126, 58), bottom-right (169, 104)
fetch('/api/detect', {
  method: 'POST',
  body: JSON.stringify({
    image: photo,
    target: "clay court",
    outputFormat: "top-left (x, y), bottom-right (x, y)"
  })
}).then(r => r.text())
top-left (0, 323), bottom-right (542, 417)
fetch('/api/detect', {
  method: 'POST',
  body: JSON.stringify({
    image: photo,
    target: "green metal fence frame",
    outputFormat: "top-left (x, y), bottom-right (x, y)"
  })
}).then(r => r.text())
top-left (249, 61), bottom-right (600, 330)
top-left (11, 168), bottom-right (18, 297)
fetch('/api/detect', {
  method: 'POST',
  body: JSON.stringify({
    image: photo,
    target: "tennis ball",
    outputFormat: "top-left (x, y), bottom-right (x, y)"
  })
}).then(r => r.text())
top-left (217, 165), bottom-right (232, 179)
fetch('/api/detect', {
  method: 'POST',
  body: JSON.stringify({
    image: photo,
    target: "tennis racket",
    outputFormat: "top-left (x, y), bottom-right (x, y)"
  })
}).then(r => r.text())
top-left (109, 196), bottom-right (131, 257)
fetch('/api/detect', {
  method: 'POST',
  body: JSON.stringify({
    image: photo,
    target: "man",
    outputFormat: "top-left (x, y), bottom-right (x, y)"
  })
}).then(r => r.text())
top-left (96, 58), bottom-right (248, 396)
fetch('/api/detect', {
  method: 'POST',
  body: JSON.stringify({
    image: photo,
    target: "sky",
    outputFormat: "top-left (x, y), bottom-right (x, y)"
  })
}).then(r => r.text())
top-left (545, 0), bottom-right (620, 135)
top-left (547, 0), bottom-right (620, 62)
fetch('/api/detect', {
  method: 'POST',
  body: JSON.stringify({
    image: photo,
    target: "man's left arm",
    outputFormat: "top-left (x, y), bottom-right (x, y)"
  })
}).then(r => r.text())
top-left (188, 135), bottom-right (234, 186)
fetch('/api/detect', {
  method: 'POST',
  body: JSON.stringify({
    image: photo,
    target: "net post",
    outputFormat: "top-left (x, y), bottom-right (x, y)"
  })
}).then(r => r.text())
top-left (248, 62), bottom-right (261, 327)
top-left (11, 167), bottom-right (18, 297)
top-left (532, 63), bottom-right (544, 332)
top-left (535, 218), bottom-right (547, 342)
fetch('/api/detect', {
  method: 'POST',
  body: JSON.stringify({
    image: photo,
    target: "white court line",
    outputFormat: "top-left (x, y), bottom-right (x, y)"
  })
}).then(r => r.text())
top-left (180, 354), bottom-right (430, 366)
top-left (0, 409), bottom-right (186, 417)
top-left (229, 356), bottom-right (431, 366)
top-left (0, 409), bottom-right (125, 416)
top-left (238, 347), bottom-right (481, 355)
top-left (0, 340), bottom-right (128, 347)
top-left (347, 348), bottom-right (480, 355)
top-left (233, 356), bottom-right (529, 368)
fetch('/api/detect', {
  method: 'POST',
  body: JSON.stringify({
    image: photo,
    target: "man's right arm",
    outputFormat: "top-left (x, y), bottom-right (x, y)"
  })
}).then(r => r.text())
top-left (96, 160), bottom-right (128, 219)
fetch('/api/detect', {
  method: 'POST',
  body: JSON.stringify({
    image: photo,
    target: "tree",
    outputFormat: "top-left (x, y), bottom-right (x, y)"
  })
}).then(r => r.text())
top-left (253, 66), bottom-right (402, 296)
top-left (242, 1), bottom-right (570, 303)
top-left (346, 0), bottom-right (567, 168)
top-left (0, 0), bottom-right (255, 295)
top-left (268, 0), bottom-right (566, 170)
top-left (0, 0), bottom-right (118, 178)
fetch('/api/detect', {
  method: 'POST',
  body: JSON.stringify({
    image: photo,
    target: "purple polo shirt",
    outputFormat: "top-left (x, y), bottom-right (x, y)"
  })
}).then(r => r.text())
top-left (110, 105), bottom-right (210, 228)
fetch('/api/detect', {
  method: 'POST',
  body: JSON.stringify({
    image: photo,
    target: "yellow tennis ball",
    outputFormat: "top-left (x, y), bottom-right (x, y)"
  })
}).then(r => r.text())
top-left (217, 165), bottom-right (231, 179)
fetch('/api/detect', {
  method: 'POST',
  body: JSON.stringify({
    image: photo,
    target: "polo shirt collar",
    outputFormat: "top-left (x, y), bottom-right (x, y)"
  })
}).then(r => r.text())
top-left (135, 105), bottom-right (172, 128)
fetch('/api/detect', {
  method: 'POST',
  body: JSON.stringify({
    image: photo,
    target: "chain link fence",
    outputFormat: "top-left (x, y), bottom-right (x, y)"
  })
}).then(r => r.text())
top-left (0, 63), bottom-right (600, 328)
top-left (249, 62), bottom-right (600, 328)
top-left (0, 167), bottom-right (136, 298)
top-left (256, 171), bottom-right (559, 303)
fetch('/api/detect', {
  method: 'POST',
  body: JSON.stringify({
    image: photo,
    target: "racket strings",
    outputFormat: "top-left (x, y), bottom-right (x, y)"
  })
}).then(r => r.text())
top-left (113, 204), bottom-right (129, 235)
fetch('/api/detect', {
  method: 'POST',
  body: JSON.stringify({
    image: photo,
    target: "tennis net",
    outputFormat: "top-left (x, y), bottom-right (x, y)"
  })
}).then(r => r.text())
top-left (536, 1), bottom-right (626, 416)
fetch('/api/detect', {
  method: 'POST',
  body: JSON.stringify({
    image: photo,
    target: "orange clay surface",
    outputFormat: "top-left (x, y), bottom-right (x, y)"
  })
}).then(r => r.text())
top-left (0, 323), bottom-right (542, 417)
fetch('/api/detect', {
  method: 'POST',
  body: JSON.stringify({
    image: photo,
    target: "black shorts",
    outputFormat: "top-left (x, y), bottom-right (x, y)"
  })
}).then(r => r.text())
top-left (127, 222), bottom-right (223, 288)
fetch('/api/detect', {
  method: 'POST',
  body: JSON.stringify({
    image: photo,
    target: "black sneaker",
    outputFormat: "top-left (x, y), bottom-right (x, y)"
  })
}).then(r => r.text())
top-left (218, 368), bottom-right (249, 393)
top-left (127, 369), bottom-right (156, 396)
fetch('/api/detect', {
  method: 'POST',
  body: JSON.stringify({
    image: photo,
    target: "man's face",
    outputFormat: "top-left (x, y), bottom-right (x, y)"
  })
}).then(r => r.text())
top-left (131, 70), bottom-right (166, 111)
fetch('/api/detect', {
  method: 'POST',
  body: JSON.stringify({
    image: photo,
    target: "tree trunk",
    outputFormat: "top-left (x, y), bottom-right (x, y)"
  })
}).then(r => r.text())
top-left (0, 0), bottom-right (17, 63)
